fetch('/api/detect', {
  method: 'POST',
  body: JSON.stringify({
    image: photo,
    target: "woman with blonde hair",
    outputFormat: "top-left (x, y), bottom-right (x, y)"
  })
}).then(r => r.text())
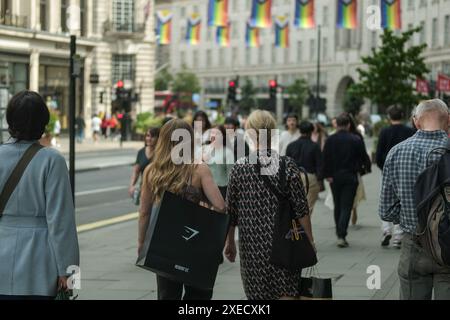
top-left (224, 110), bottom-right (314, 300)
top-left (138, 119), bottom-right (225, 300)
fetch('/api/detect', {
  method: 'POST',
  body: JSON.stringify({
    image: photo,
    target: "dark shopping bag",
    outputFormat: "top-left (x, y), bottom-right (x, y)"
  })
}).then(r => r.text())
top-left (256, 156), bottom-right (317, 271)
top-left (299, 268), bottom-right (333, 300)
top-left (136, 191), bottom-right (230, 290)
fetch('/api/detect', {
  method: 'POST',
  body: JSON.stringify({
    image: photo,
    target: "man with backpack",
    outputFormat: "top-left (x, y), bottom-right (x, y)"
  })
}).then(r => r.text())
top-left (379, 99), bottom-right (450, 300)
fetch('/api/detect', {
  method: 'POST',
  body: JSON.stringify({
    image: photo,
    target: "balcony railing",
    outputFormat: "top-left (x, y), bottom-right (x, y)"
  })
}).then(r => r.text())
top-left (0, 13), bottom-right (29, 29)
top-left (103, 20), bottom-right (145, 35)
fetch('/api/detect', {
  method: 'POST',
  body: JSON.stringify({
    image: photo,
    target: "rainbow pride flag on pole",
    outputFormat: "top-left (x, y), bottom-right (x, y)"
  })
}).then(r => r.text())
top-left (216, 23), bottom-right (230, 47)
top-left (275, 16), bottom-right (289, 48)
top-left (186, 13), bottom-right (201, 45)
top-left (294, 0), bottom-right (315, 29)
top-left (336, 0), bottom-right (357, 29)
top-left (246, 22), bottom-right (260, 47)
top-left (208, 0), bottom-right (229, 27)
top-left (250, 0), bottom-right (272, 28)
top-left (381, 0), bottom-right (402, 30)
top-left (156, 10), bottom-right (173, 45)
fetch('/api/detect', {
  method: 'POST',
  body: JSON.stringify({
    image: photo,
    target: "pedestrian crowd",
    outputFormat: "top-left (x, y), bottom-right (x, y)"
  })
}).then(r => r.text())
top-left (0, 90), bottom-right (449, 301)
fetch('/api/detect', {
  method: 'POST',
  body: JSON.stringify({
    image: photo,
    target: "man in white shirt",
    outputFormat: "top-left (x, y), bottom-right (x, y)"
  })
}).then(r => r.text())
top-left (91, 114), bottom-right (102, 143)
top-left (279, 114), bottom-right (301, 156)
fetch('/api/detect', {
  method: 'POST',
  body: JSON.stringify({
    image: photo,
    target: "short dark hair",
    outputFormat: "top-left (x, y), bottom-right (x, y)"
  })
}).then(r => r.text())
top-left (387, 105), bottom-right (404, 121)
top-left (285, 113), bottom-right (298, 123)
top-left (299, 121), bottom-right (314, 135)
top-left (224, 116), bottom-right (240, 128)
top-left (6, 91), bottom-right (50, 141)
top-left (336, 113), bottom-right (351, 128)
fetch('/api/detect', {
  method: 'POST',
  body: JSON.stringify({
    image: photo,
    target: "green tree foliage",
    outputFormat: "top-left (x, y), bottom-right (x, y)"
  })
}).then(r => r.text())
top-left (172, 67), bottom-right (201, 97)
top-left (155, 67), bottom-right (173, 91)
top-left (286, 78), bottom-right (309, 118)
top-left (351, 27), bottom-right (429, 115)
top-left (239, 79), bottom-right (257, 115)
top-left (343, 85), bottom-right (365, 116)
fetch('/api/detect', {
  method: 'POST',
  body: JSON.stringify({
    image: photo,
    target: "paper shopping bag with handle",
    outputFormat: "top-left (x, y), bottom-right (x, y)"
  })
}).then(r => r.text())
top-left (299, 268), bottom-right (333, 300)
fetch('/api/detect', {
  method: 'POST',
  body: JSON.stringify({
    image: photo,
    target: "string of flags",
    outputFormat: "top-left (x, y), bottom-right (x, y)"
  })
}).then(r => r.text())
top-left (156, 0), bottom-right (403, 46)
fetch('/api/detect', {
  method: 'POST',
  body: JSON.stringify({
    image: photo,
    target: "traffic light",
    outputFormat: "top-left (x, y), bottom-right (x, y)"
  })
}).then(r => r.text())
top-left (269, 79), bottom-right (278, 100)
top-left (227, 80), bottom-right (237, 103)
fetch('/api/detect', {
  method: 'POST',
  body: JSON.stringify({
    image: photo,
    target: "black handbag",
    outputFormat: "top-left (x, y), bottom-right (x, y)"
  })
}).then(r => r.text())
top-left (255, 155), bottom-right (317, 272)
top-left (136, 191), bottom-right (230, 290)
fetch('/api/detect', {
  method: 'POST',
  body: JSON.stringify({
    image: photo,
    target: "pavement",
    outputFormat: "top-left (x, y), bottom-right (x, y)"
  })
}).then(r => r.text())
top-left (74, 167), bottom-right (402, 300)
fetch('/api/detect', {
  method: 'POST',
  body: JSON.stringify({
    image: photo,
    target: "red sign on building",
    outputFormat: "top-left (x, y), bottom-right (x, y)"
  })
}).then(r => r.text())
top-left (437, 73), bottom-right (450, 92)
top-left (416, 78), bottom-right (429, 94)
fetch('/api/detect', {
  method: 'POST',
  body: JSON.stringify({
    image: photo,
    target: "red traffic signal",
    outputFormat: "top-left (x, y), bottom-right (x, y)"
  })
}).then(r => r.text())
top-left (229, 80), bottom-right (236, 88)
top-left (116, 80), bottom-right (124, 88)
top-left (269, 80), bottom-right (277, 88)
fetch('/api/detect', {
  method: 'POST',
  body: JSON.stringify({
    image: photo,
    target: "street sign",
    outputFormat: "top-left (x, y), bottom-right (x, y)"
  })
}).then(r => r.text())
top-left (89, 74), bottom-right (100, 84)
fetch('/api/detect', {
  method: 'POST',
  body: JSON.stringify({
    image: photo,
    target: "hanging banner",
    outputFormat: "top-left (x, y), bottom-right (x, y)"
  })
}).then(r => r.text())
top-left (216, 23), bottom-right (231, 47)
top-left (381, 0), bottom-right (402, 30)
top-left (416, 78), bottom-right (429, 95)
top-left (208, 0), bottom-right (229, 27)
top-left (186, 13), bottom-right (201, 45)
top-left (156, 10), bottom-right (173, 45)
top-left (295, 0), bottom-right (315, 29)
top-left (246, 22), bottom-right (260, 48)
top-left (336, 0), bottom-right (357, 29)
top-left (250, 0), bottom-right (272, 28)
top-left (437, 73), bottom-right (450, 92)
top-left (275, 16), bottom-right (289, 48)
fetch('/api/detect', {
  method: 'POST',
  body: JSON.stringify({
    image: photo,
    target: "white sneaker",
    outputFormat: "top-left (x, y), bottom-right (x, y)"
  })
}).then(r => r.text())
top-left (393, 239), bottom-right (402, 249)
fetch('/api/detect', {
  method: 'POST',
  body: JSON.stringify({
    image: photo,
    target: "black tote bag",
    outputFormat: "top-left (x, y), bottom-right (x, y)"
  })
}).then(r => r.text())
top-left (256, 156), bottom-right (317, 272)
top-left (136, 191), bottom-right (230, 290)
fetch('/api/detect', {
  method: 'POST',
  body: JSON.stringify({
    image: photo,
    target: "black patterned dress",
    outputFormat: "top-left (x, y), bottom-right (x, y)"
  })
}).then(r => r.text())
top-left (226, 151), bottom-right (309, 300)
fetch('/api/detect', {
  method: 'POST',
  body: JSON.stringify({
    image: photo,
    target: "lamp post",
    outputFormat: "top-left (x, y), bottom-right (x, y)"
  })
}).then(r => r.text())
top-left (315, 25), bottom-right (322, 118)
top-left (67, 4), bottom-right (80, 204)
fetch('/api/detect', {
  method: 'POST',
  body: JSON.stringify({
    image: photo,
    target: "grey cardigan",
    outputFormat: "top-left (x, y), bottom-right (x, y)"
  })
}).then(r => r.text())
top-left (0, 140), bottom-right (79, 296)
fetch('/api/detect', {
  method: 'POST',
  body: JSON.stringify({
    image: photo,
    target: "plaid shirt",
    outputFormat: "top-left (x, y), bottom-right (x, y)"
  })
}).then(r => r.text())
top-left (379, 130), bottom-right (448, 234)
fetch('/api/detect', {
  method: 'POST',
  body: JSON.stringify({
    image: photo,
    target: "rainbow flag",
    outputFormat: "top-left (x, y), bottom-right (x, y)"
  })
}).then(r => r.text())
top-left (216, 23), bottom-right (230, 47)
top-left (275, 16), bottom-right (289, 48)
top-left (208, 0), bottom-right (229, 27)
top-left (186, 13), bottom-right (201, 45)
top-left (294, 0), bottom-right (315, 29)
top-left (250, 0), bottom-right (272, 28)
top-left (381, 0), bottom-right (402, 30)
top-left (156, 10), bottom-right (173, 45)
top-left (336, 0), bottom-right (357, 29)
top-left (246, 22), bottom-right (260, 47)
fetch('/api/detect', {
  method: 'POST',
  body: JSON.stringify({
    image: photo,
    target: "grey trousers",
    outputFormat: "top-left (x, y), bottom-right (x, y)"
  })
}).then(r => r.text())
top-left (398, 234), bottom-right (450, 300)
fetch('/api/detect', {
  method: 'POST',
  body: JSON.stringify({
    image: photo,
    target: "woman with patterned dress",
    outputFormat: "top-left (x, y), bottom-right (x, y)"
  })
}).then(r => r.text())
top-left (224, 110), bottom-right (314, 300)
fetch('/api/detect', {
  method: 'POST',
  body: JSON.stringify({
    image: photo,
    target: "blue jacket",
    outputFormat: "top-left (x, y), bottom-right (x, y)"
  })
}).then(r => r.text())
top-left (0, 140), bottom-right (79, 296)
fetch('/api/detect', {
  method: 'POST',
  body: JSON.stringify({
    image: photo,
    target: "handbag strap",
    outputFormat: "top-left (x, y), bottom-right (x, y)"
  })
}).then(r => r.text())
top-left (0, 143), bottom-right (44, 216)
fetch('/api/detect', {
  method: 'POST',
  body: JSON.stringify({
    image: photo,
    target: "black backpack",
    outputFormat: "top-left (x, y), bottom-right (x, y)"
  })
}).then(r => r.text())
top-left (414, 139), bottom-right (450, 267)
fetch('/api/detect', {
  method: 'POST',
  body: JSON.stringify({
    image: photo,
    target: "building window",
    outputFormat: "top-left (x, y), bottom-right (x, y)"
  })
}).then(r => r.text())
top-left (80, 0), bottom-right (87, 36)
top-left (432, 18), bottom-right (438, 48)
top-left (297, 41), bottom-right (302, 62)
top-left (419, 21), bottom-right (426, 45)
top-left (246, 48), bottom-right (251, 65)
top-left (271, 44), bottom-right (276, 64)
top-left (232, 47), bottom-right (238, 66)
top-left (61, 0), bottom-right (69, 32)
top-left (40, 0), bottom-right (48, 31)
top-left (284, 47), bottom-right (289, 64)
top-left (371, 31), bottom-right (378, 49)
top-left (219, 48), bottom-right (225, 66)
top-left (310, 39), bottom-right (316, 62)
top-left (112, 0), bottom-right (134, 32)
top-left (259, 45), bottom-right (264, 64)
top-left (445, 16), bottom-right (450, 46)
top-left (322, 37), bottom-right (328, 61)
top-left (206, 49), bottom-right (212, 67)
top-left (112, 55), bottom-right (135, 84)
top-left (193, 50), bottom-right (199, 68)
top-left (323, 6), bottom-right (328, 27)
